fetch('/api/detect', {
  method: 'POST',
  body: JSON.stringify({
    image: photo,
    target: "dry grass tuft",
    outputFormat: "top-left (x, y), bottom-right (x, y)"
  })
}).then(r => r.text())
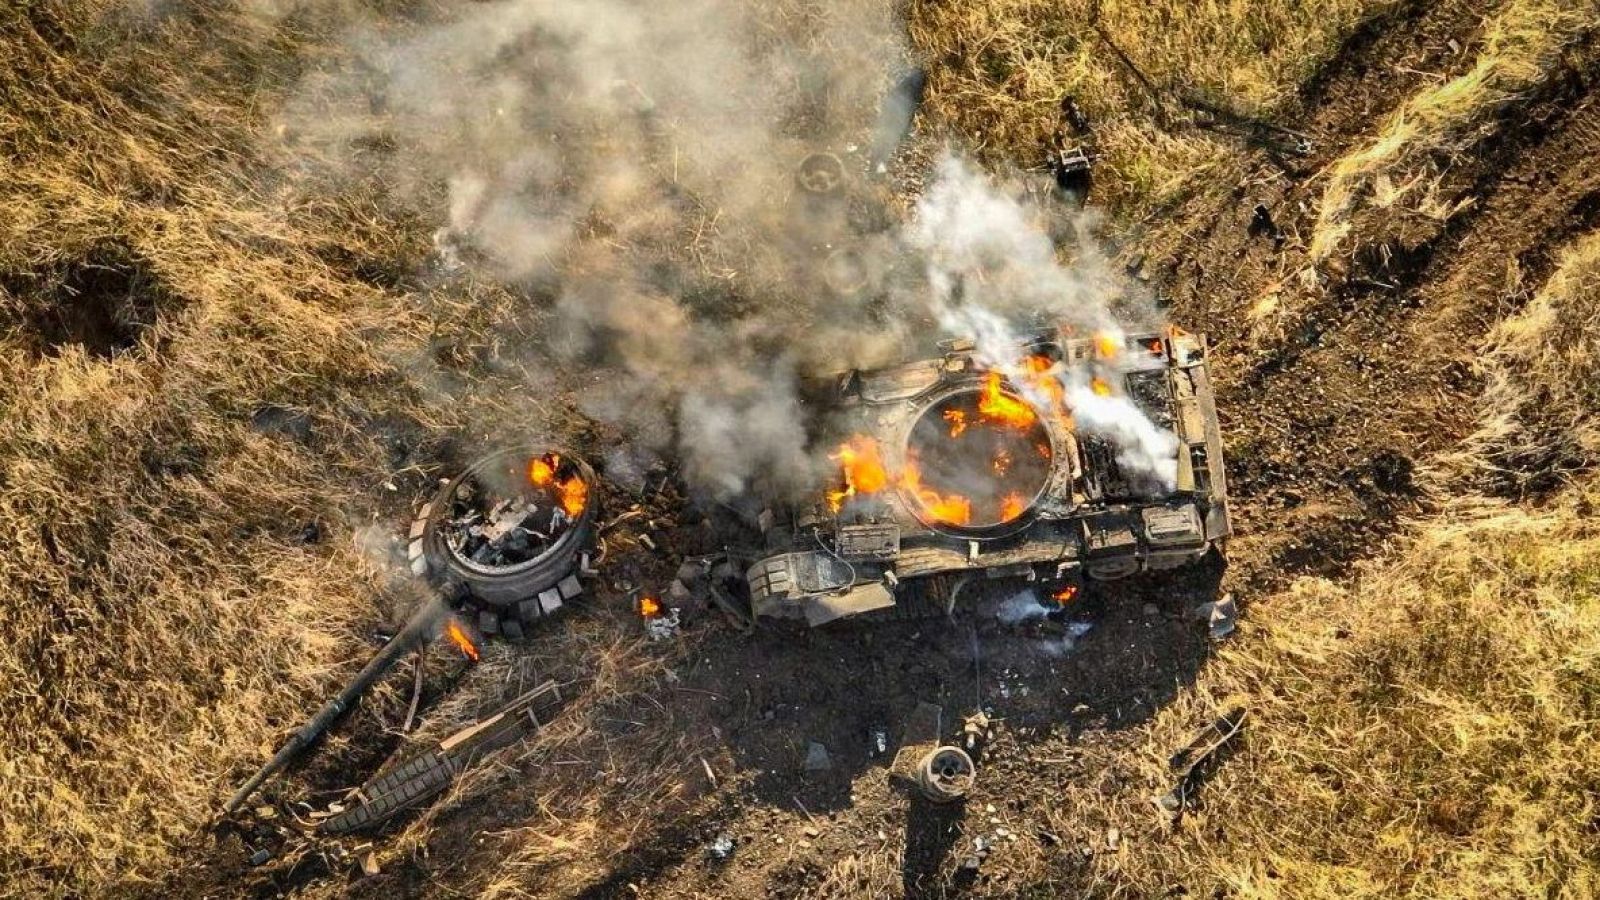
top-left (0, 3), bottom-right (460, 894)
top-left (907, 0), bottom-right (1385, 218)
top-left (1126, 492), bottom-right (1600, 898)
top-left (1441, 228), bottom-right (1600, 496)
top-left (1310, 0), bottom-right (1594, 261)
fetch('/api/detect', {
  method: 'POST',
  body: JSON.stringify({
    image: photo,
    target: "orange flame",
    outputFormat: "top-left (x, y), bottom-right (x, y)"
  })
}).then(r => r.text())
top-left (827, 435), bottom-right (889, 512)
top-left (943, 408), bottom-right (969, 438)
top-left (529, 455), bottom-right (556, 486)
top-left (992, 447), bottom-right (1013, 476)
top-left (1052, 585), bottom-right (1078, 605)
top-left (445, 620), bottom-right (479, 662)
top-left (530, 453), bottom-right (588, 517)
top-left (1093, 332), bottom-right (1121, 359)
top-left (558, 475), bottom-right (589, 518)
top-left (639, 596), bottom-right (662, 618)
top-left (900, 454), bottom-right (972, 526)
top-left (977, 372), bottom-right (1037, 429)
top-left (1090, 376), bottom-right (1113, 397)
top-left (1020, 355), bottom-right (1069, 425)
top-left (999, 492), bottom-right (1026, 522)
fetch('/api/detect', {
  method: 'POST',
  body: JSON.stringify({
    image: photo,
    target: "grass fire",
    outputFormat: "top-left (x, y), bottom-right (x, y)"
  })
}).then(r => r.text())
top-left (4, 1), bottom-right (1599, 898)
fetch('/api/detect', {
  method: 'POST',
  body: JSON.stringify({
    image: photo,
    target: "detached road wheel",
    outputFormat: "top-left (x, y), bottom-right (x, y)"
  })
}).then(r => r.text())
top-left (916, 746), bottom-right (975, 803)
top-left (409, 447), bottom-right (599, 629)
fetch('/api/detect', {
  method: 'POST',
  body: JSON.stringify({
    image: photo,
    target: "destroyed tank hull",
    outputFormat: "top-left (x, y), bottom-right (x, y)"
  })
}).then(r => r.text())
top-left (747, 327), bottom-right (1230, 625)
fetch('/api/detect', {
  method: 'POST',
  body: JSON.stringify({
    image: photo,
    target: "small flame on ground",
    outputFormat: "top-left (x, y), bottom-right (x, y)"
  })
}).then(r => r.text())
top-left (1094, 332), bottom-right (1121, 359)
top-left (827, 435), bottom-right (890, 512)
top-left (639, 596), bottom-right (662, 618)
top-left (978, 372), bottom-right (1037, 430)
top-left (999, 492), bottom-right (1026, 522)
top-left (1052, 585), bottom-right (1078, 605)
top-left (1090, 376), bottom-right (1113, 397)
top-left (529, 455), bottom-right (556, 486)
top-left (558, 476), bottom-right (589, 518)
top-left (445, 619), bottom-right (480, 662)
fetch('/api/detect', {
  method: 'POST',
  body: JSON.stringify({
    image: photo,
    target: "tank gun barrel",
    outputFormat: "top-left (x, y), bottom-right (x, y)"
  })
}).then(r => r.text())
top-left (222, 594), bottom-right (450, 815)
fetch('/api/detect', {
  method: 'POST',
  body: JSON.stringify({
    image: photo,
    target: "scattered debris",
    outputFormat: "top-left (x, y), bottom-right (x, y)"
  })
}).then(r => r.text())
top-left (796, 152), bottom-right (845, 195)
top-left (960, 711), bottom-right (990, 754)
top-left (869, 727), bottom-right (890, 759)
top-left (959, 834), bottom-right (991, 874)
top-left (1248, 203), bottom-right (1285, 248)
top-left (248, 847), bottom-right (272, 867)
top-left (223, 594), bottom-right (451, 816)
top-left (1155, 706), bottom-right (1248, 817)
top-left (1050, 145), bottom-right (1094, 202)
top-left (641, 597), bottom-right (681, 641)
top-left (1194, 593), bottom-right (1238, 639)
top-left (318, 681), bottom-right (565, 834)
top-left (359, 848), bottom-right (381, 877)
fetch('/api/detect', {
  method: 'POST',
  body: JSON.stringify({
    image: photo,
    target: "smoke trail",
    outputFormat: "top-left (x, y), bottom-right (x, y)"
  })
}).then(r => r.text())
top-left (274, 1), bottom-right (1177, 501)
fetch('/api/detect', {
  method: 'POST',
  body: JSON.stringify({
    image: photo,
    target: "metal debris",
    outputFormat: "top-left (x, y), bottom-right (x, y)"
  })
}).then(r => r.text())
top-left (803, 741), bottom-right (832, 773)
top-left (1156, 706), bottom-right (1248, 817)
top-left (869, 727), bottom-right (889, 759)
top-left (705, 833), bottom-right (735, 862)
top-left (960, 711), bottom-right (990, 753)
top-left (915, 746), bottom-right (975, 803)
top-left (645, 607), bottom-right (681, 642)
top-left (1194, 593), bottom-right (1238, 639)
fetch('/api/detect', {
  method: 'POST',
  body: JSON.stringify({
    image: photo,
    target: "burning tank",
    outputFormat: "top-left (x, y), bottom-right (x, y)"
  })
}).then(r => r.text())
top-left (746, 325), bottom-right (1230, 625)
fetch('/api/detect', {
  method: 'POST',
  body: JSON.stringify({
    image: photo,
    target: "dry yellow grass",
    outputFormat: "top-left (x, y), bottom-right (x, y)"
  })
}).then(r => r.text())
top-left (1108, 225), bottom-right (1600, 898)
top-left (908, 0), bottom-right (1386, 218)
top-left (6, 1), bottom-right (1600, 898)
top-left (1311, 0), bottom-right (1595, 261)
top-left (0, 3), bottom-right (458, 894)
top-left (1123, 488), bottom-right (1600, 898)
top-left (1447, 229), bottom-right (1600, 496)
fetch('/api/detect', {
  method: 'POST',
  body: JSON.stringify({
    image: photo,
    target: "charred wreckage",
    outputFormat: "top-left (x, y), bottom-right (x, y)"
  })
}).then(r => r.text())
top-left (222, 321), bottom-right (1231, 840)
top-left (221, 108), bottom-right (1229, 841)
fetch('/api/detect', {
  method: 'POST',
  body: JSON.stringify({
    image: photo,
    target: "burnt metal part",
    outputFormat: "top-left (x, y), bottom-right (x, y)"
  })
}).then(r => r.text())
top-left (915, 746), bottom-right (976, 803)
top-left (747, 327), bottom-right (1230, 624)
top-left (796, 152), bottom-right (845, 195)
top-left (319, 681), bottom-right (565, 834)
top-left (868, 68), bottom-right (927, 173)
top-left (412, 447), bottom-right (598, 627)
top-left (222, 595), bottom-right (449, 816)
top-left (1051, 146), bottom-right (1093, 202)
top-left (1156, 706), bottom-right (1247, 816)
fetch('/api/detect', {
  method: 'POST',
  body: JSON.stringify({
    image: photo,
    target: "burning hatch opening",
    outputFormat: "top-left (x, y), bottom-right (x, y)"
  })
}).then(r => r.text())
top-left (902, 384), bottom-right (1054, 532)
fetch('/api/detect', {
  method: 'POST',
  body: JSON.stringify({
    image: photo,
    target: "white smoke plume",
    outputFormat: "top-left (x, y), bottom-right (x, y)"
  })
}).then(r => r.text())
top-left (275, 0), bottom-right (1178, 502)
top-left (904, 156), bottom-right (1179, 490)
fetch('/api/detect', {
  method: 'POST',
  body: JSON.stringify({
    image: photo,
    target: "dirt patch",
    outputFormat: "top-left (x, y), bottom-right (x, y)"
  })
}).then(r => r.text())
top-left (1, 246), bottom-right (179, 359)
